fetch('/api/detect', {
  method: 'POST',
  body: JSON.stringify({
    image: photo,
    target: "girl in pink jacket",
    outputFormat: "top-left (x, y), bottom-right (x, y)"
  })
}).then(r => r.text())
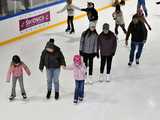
top-left (64, 55), bottom-right (86, 104)
top-left (6, 55), bottom-right (31, 101)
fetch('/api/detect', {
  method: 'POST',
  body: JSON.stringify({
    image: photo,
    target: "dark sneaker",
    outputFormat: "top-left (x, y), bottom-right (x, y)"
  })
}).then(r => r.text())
top-left (128, 62), bottom-right (132, 66)
top-left (46, 90), bottom-right (51, 99)
top-left (79, 97), bottom-right (83, 102)
top-left (136, 59), bottom-right (139, 65)
top-left (9, 95), bottom-right (15, 101)
top-left (73, 99), bottom-right (78, 104)
top-left (55, 92), bottom-right (59, 100)
top-left (69, 30), bottom-right (75, 34)
top-left (22, 94), bottom-right (27, 99)
top-left (65, 28), bottom-right (70, 32)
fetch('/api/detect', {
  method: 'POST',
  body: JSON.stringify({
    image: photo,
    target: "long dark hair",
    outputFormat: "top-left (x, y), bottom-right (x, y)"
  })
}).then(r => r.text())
top-left (11, 55), bottom-right (22, 65)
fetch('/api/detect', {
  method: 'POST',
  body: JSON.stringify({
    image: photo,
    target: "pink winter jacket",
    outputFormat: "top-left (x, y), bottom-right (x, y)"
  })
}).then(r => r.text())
top-left (65, 63), bottom-right (86, 80)
top-left (7, 62), bottom-right (31, 81)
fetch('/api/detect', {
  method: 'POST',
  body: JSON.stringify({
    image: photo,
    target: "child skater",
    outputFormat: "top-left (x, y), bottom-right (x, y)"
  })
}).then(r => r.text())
top-left (64, 55), bottom-right (86, 104)
top-left (57, 0), bottom-right (80, 34)
top-left (6, 55), bottom-right (31, 101)
top-left (112, 4), bottom-right (127, 38)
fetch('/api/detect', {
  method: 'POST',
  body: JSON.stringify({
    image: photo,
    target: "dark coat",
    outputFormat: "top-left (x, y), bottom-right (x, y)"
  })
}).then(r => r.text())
top-left (97, 31), bottom-right (117, 56)
top-left (81, 8), bottom-right (98, 21)
top-left (126, 20), bottom-right (148, 42)
top-left (39, 43), bottom-right (66, 70)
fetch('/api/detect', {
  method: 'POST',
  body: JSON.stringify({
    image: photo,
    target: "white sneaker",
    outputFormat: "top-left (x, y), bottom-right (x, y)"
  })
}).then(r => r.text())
top-left (99, 73), bottom-right (104, 82)
top-left (105, 74), bottom-right (110, 82)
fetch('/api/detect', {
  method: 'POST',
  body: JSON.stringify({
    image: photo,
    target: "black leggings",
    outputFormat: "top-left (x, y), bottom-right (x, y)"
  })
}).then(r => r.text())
top-left (100, 55), bottom-right (113, 74)
top-left (67, 16), bottom-right (74, 31)
top-left (115, 24), bottom-right (127, 35)
top-left (82, 53), bottom-right (95, 76)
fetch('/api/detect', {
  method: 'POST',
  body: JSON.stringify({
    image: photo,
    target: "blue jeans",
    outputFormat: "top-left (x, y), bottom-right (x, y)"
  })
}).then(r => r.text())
top-left (129, 42), bottom-right (144, 62)
top-left (74, 80), bottom-right (85, 101)
top-left (46, 68), bottom-right (60, 92)
top-left (137, 0), bottom-right (148, 16)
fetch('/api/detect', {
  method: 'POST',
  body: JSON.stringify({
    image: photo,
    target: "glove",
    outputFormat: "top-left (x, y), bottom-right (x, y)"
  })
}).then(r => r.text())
top-left (148, 26), bottom-right (152, 31)
top-left (112, 52), bottom-right (115, 56)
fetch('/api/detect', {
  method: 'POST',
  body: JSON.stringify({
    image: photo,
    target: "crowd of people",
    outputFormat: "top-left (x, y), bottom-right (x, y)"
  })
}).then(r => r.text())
top-left (6, 0), bottom-right (152, 104)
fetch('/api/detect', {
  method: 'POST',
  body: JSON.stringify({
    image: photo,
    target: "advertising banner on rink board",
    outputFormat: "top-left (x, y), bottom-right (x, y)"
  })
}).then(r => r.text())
top-left (19, 11), bottom-right (50, 31)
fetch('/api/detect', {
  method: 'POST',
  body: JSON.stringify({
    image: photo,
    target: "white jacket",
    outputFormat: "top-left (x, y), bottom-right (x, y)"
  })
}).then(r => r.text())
top-left (112, 11), bottom-right (125, 25)
top-left (58, 4), bottom-right (81, 16)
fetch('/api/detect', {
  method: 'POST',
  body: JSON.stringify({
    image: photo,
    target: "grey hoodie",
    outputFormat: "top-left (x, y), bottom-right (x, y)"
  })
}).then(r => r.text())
top-left (79, 29), bottom-right (98, 54)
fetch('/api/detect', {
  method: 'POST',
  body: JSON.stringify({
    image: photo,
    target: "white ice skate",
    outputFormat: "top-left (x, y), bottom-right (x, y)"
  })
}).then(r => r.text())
top-left (105, 74), bottom-right (110, 82)
top-left (85, 75), bottom-right (93, 85)
top-left (99, 73), bottom-right (105, 82)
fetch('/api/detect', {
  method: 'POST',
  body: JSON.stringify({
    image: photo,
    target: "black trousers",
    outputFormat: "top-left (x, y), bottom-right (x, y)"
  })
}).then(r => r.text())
top-left (82, 53), bottom-right (95, 76)
top-left (0, 0), bottom-right (8, 15)
top-left (100, 55), bottom-right (113, 74)
top-left (115, 24), bottom-right (127, 35)
top-left (22, 0), bottom-right (30, 9)
top-left (67, 16), bottom-right (74, 31)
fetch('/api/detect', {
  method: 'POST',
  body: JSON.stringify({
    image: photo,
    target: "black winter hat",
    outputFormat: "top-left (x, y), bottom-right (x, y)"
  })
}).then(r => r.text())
top-left (12, 55), bottom-right (21, 64)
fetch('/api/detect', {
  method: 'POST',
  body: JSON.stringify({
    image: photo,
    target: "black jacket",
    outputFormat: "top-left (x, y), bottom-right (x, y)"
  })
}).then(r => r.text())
top-left (81, 8), bottom-right (98, 21)
top-left (126, 21), bottom-right (148, 42)
top-left (39, 44), bottom-right (66, 70)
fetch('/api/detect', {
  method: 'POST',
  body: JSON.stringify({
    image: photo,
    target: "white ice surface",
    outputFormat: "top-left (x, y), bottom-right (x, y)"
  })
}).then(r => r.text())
top-left (0, 0), bottom-right (160, 120)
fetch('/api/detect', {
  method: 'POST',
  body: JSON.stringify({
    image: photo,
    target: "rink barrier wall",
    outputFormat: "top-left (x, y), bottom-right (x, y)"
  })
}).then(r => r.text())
top-left (0, 0), bottom-right (130, 46)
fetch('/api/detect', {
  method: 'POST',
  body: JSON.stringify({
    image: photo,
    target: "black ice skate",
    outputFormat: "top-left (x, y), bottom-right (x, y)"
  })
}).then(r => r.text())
top-left (55, 92), bottom-right (59, 100)
top-left (73, 99), bottom-right (78, 104)
top-left (46, 90), bottom-right (51, 99)
top-left (136, 59), bottom-right (139, 65)
top-left (9, 95), bottom-right (15, 101)
top-left (22, 93), bottom-right (27, 99)
top-left (69, 30), bottom-right (75, 34)
top-left (128, 62), bottom-right (132, 66)
top-left (79, 97), bottom-right (83, 102)
top-left (65, 28), bottom-right (70, 32)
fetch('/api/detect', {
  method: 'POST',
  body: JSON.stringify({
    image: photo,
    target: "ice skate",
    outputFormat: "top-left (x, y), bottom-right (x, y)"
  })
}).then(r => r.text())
top-left (22, 93), bottom-right (27, 99)
top-left (85, 75), bottom-right (93, 85)
top-left (9, 95), bottom-right (15, 101)
top-left (55, 92), bottom-right (59, 100)
top-left (136, 59), bottom-right (139, 65)
top-left (99, 73), bottom-right (104, 82)
top-left (46, 90), bottom-right (51, 99)
top-left (105, 74), bottom-right (110, 82)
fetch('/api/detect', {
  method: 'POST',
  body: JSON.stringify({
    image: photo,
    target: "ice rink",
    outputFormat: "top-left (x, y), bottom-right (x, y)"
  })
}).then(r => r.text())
top-left (0, 0), bottom-right (160, 120)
